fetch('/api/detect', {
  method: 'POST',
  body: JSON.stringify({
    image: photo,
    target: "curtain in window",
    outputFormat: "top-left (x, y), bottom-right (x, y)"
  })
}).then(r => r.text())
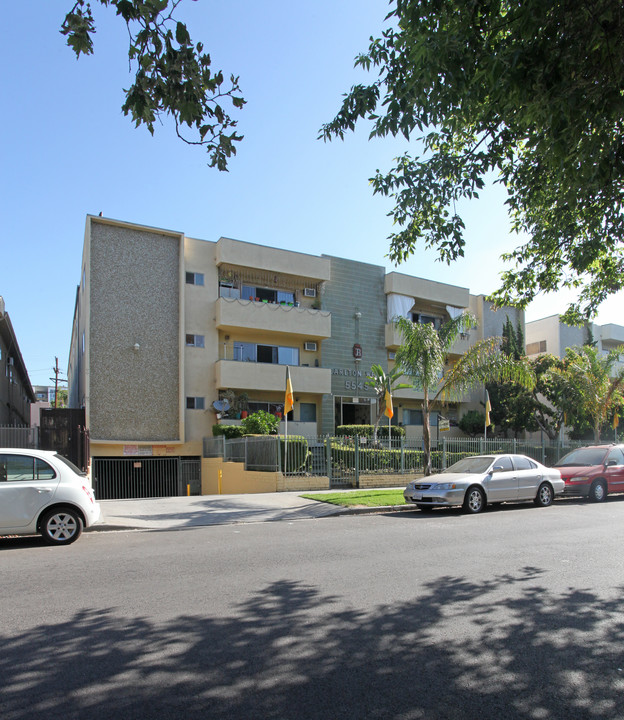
top-left (387, 293), bottom-right (415, 322)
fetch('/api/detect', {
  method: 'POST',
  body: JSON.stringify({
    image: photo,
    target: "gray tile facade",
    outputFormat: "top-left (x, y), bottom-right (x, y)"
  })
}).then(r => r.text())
top-left (320, 256), bottom-right (387, 434)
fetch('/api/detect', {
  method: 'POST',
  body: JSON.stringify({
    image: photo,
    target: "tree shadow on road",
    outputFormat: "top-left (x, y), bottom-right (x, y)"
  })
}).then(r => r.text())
top-left (2, 568), bottom-right (623, 719)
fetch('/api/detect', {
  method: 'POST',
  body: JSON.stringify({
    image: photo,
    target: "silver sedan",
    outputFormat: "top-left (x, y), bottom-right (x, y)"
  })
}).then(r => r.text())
top-left (404, 454), bottom-right (564, 514)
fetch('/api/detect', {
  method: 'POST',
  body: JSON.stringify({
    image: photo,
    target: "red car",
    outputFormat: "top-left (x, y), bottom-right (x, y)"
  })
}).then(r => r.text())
top-left (554, 444), bottom-right (624, 502)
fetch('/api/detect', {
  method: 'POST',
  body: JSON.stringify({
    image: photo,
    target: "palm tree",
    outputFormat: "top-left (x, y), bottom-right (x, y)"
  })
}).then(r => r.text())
top-left (365, 363), bottom-right (412, 440)
top-left (394, 313), bottom-right (535, 475)
top-left (550, 345), bottom-right (624, 442)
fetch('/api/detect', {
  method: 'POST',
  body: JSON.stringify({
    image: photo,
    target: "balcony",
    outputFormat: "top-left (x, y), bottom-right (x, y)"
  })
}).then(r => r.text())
top-left (386, 323), bottom-right (472, 356)
top-left (216, 237), bottom-right (331, 281)
top-left (385, 272), bottom-right (469, 307)
top-left (215, 360), bottom-right (331, 395)
top-left (600, 324), bottom-right (624, 349)
top-left (216, 297), bottom-right (331, 338)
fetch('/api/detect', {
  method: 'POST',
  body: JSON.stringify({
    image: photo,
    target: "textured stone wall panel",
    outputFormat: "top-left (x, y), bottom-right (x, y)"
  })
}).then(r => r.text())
top-left (90, 223), bottom-right (180, 441)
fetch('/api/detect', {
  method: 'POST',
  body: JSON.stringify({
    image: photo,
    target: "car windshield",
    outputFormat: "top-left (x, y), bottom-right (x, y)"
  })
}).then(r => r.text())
top-left (555, 448), bottom-right (607, 467)
top-left (443, 456), bottom-right (494, 474)
top-left (54, 453), bottom-right (87, 476)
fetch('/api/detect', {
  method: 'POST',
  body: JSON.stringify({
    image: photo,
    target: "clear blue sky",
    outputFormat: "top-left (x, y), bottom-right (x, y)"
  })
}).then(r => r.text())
top-left (2, 1), bottom-right (622, 388)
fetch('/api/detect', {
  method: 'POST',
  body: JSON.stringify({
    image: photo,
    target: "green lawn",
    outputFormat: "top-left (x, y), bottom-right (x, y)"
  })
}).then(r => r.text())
top-left (300, 489), bottom-right (407, 507)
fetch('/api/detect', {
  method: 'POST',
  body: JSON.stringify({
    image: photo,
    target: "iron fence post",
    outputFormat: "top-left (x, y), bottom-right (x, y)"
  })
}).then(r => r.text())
top-left (355, 435), bottom-right (360, 488)
top-left (442, 436), bottom-right (447, 470)
top-left (400, 436), bottom-right (405, 474)
top-left (326, 436), bottom-right (332, 484)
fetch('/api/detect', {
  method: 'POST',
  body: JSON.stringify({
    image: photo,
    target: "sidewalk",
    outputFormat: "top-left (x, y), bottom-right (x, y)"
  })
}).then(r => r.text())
top-left (91, 489), bottom-right (411, 532)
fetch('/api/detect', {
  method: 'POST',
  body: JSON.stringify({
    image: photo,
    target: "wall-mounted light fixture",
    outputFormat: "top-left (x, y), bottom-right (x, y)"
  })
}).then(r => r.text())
top-left (133, 343), bottom-right (140, 353)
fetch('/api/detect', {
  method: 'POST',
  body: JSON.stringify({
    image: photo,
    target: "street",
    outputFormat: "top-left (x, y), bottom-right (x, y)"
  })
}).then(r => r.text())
top-left (2, 497), bottom-right (624, 719)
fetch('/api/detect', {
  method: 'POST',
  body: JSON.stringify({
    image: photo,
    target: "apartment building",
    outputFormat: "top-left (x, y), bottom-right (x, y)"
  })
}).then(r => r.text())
top-left (0, 296), bottom-right (36, 426)
top-left (68, 215), bottom-right (521, 498)
top-left (526, 315), bottom-right (624, 361)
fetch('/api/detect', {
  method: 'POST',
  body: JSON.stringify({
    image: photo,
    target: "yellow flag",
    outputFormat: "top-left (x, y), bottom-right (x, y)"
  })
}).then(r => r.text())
top-left (614, 413), bottom-right (619, 430)
top-left (384, 388), bottom-right (393, 418)
top-left (485, 390), bottom-right (492, 428)
top-left (284, 366), bottom-right (294, 415)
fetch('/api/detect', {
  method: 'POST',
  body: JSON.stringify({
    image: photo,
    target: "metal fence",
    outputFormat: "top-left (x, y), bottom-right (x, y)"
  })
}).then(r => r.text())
top-left (0, 425), bottom-right (39, 448)
top-left (204, 433), bottom-right (589, 488)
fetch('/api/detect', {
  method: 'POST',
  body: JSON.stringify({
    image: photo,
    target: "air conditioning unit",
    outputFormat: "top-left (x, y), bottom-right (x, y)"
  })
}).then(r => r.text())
top-left (303, 287), bottom-right (316, 297)
top-left (304, 341), bottom-right (317, 352)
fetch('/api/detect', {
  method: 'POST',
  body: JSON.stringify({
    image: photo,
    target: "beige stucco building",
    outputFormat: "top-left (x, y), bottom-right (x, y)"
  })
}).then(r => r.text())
top-left (526, 315), bottom-right (624, 365)
top-left (68, 215), bottom-right (523, 498)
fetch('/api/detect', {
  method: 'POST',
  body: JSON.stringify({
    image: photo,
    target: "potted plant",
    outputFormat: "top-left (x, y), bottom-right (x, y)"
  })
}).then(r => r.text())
top-left (234, 392), bottom-right (250, 419)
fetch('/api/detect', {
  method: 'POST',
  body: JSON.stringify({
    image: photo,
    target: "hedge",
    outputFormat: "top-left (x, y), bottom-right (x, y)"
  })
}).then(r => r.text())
top-left (212, 424), bottom-right (245, 438)
top-left (336, 424), bottom-right (405, 438)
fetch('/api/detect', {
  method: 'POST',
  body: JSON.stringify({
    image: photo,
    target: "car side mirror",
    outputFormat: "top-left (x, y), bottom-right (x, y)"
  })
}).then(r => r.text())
top-left (606, 459), bottom-right (618, 467)
top-left (492, 465), bottom-right (504, 473)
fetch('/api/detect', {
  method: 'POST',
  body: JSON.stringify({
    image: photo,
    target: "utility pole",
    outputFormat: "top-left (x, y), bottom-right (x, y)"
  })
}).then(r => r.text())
top-left (49, 357), bottom-right (67, 408)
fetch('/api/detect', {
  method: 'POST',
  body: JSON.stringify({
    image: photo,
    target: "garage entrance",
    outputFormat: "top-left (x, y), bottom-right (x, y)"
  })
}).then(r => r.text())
top-left (92, 457), bottom-right (201, 499)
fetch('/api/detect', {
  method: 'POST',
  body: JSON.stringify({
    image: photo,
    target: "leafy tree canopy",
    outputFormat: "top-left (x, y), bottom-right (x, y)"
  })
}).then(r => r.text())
top-left (62, 0), bottom-right (245, 169)
top-left (551, 344), bottom-right (624, 442)
top-left (321, 0), bottom-right (624, 322)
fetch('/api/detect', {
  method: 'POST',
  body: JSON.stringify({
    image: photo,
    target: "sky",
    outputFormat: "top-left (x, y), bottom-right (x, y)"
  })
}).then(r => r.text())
top-left (2, 0), bottom-right (623, 389)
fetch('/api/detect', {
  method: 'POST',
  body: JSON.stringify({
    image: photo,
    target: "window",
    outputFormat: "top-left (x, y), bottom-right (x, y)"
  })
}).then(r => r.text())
top-left (186, 272), bottom-right (204, 286)
top-left (300, 403), bottom-right (317, 422)
top-left (493, 456), bottom-right (513, 472)
top-left (512, 456), bottom-right (536, 471)
top-left (81, 331), bottom-right (85, 354)
top-left (248, 401), bottom-right (293, 421)
top-left (607, 448), bottom-right (624, 466)
top-left (233, 342), bottom-right (299, 366)
top-left (411, 313), bottom-right (442, 330)
top-left (403, 409), bottom-right (422, 426)
top-left (0, 454), bottom-right (56, 482)
top-left (526, 340), bottom-right (547, 355)
top-left (402, 410), bottom-right (438, 426)
top-left (186, 397), bottom-right (205, 410)
top-left (185, 334), bottom-right (205, 348)
top-left (241, 285), bottom-right (295, 304)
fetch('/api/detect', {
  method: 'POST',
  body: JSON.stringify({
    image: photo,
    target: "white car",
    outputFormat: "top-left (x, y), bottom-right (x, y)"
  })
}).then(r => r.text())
top-left (0, 448), bottom-right (101, 545)
top-left (404, 454), bottom-right (564, 514)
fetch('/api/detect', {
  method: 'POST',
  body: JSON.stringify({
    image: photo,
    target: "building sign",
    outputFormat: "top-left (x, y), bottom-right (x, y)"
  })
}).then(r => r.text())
top-left (332, 366), bottom-right (374, 392)
top-left (123, 445), bottom-right (176, 456)
top-left (353, 343), bottom-right (363, 359)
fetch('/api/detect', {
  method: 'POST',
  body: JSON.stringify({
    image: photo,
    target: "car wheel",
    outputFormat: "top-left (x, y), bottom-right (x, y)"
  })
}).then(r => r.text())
top-left (534, 482), bottom-right (554, 507)
top-left (589, 479), bottom-right (607, 503)
top-left (40, 508), bottom-right (83, 545)
top-left (463, 486), bottom-right (485, 514)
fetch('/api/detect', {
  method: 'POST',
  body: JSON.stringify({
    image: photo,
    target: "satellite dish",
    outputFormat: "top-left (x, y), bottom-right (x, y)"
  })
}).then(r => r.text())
top-left (213, 400), bottom-right (230, 412)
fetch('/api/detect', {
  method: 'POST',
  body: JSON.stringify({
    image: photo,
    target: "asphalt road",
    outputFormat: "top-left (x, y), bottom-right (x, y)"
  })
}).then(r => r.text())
top-left (2, 497), bottom-right (624, 719)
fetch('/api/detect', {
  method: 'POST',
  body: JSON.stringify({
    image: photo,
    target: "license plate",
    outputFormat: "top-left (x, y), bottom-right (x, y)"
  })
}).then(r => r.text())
top-left (413, 493), bottom-right (422, 501)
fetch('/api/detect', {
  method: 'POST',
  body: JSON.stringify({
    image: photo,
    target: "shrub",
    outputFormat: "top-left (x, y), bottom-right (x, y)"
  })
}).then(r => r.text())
top-left (241, 410), bottom-right (279, 435)
top-left (212, 424), bottom-right (245, 438)
top-left (458, 410), bottom-right (486, 437)
top-left (336, 424), bottom-right (405, 438)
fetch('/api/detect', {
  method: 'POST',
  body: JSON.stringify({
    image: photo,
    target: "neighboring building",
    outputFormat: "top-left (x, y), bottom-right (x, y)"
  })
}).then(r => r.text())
top-left (68, 215), bottom-right (523, 497)
top-left (33, 385), bottom-right (56, 404)
top-left (526, 315), bottom-right (624, 362)
top-left (0, 296), bottom-right (36, 425)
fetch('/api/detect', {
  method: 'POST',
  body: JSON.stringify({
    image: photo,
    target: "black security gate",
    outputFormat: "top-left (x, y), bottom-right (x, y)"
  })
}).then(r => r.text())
top-left (92, 457), bottom-right (181, 499)
top-left (181, 457), bottom-right (202, 495)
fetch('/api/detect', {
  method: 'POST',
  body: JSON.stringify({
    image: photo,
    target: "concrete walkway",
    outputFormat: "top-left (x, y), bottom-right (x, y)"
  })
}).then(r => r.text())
top-left (93, 491), bottom-right (365, 531)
